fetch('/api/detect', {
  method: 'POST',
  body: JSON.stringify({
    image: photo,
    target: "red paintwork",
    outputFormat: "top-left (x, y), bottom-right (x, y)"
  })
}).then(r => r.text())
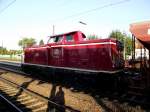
top-left (24, 31), bottom-right (124, 73)
top-left (130, 21), bottom-right (150, 50)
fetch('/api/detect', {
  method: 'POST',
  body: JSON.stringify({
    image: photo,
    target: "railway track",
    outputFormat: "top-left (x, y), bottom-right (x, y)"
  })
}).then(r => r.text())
top-left (0, 93), bottom-right (23, 112)
top-left (0, 61), bottom-right (150, 111)
top-left (0, 61), bottom-right (25, 75)
top-left (0, 76), bottom-right (78, 112)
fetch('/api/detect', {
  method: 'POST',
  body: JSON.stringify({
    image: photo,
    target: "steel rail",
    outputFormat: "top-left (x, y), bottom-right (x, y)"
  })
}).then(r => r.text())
top-left (0, 62), bottom-right (79, 112)
top-left (0, 77), bottom-right (79, 112)
top-left (0, 94), bottom-right (23, 112)
top-left (0, 61), bottom-right (149, 110)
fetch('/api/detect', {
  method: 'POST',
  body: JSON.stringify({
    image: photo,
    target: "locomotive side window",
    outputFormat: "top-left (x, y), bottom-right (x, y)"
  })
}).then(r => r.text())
top-left (66, 35), bottom-right (73, 42)
top-left (54, 36), bottom-right (63, 42)
top-left (48, 38), bottom-right (55, 43)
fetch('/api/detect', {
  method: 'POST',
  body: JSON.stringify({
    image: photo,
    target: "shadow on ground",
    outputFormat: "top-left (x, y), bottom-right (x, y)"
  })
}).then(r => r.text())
top-left (25, 70), bottom-right (149, 112)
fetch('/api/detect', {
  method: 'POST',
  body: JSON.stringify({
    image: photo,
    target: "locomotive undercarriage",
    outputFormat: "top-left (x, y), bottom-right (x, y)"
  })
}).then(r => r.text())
top-left (21, 61), bottom-right (150, 108)
top-left (21, 63), bottom-right (125, 92)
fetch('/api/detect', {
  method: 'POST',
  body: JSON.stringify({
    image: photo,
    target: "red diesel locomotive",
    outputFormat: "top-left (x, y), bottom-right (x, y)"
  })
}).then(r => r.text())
top-left (22, 31), bottom-right (124, 74)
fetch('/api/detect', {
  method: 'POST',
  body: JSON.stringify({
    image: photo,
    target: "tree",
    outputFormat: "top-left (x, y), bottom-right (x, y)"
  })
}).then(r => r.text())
top-left (39, 39), bottom-right (44, 45)
top-left (18, 37), bottom-right (37, 48)
top-left (109, 30), bottom-right (125, 43)
top-left (125, 36), bottom-right (132, 55)
top-left (109, 30), bottom-right (132, 56)
top-left (0, 47), bottom-right (7, 55)
top-left (87, 34), bottom-right (98, 40)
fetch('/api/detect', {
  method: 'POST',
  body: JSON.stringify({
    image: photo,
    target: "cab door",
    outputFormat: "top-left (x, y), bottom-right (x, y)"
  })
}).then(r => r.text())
top-left (50, 36), bottom-right (64, 66)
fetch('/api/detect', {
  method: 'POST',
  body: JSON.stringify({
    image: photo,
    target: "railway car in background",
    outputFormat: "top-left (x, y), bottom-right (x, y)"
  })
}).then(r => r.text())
top-left (22, 31), bottom-right (124, 76)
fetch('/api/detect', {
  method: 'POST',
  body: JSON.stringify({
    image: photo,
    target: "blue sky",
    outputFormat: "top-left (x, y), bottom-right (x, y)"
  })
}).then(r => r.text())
top-left (0, 0), bottom-right (150, 49)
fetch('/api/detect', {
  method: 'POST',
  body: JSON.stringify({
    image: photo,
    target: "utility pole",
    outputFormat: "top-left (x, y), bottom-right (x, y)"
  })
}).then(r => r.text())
top-left (123, 33), bottom-right (126, 60)
top-left (1, 40), bottom-right (3, 48)
top-left (52, 25), bottom-right (55, 35)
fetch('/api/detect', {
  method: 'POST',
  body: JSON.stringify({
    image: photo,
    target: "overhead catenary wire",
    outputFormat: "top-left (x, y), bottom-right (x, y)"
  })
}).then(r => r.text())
top-left (53, 0), bottom-right (130, 22)
top-left (0, 0), bottom-right (16, 14)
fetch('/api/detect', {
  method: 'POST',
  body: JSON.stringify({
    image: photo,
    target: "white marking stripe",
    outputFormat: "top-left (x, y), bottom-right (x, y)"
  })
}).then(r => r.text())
top-left (27, 42), bottom-right (116, 49)
top-left (26, 47), bottom-right (48, 50)
top-left (23, 62), bottom-right (122, 74)
top-left (51, 42), bottom-right (116, 48)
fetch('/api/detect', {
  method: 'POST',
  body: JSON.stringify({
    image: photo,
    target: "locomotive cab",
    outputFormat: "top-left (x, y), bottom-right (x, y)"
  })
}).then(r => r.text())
top-left (47, 31), bottom-right (86, 44)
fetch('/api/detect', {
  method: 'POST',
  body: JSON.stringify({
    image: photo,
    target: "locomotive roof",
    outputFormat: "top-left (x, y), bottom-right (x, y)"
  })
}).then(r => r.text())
top-left (50, 31), bottom-right (86, 38)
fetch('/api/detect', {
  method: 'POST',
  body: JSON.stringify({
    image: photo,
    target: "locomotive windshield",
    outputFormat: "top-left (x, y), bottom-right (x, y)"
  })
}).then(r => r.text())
top-left (48, 36), bottom-right (63, 43)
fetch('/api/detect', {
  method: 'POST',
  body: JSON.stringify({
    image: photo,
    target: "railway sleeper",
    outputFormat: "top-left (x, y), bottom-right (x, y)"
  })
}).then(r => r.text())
top-left (31, 105), bottom-right (48, 112)
top-left (24, 102), bottom-right (46, 109)
top-left (0, 91), bottom-right (17, 97)
top-left (16, 96), bottom-right (33, 102)
top-left (9, 94), bottom-right (28, 100)
top-left (0, 77), bottom-right (68, 112)
top-left (20, 99), bottom-right (39, 106)
top-left (1, 89), bottom-right (18, 94)
top-left (18, 98), bottom-right (46, 107)
top-left (0, 87), bottom-right (17, 92)
top-left (11, 97), bottom-right (47, 111)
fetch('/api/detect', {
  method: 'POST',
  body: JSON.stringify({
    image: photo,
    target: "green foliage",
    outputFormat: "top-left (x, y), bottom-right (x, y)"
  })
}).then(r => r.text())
top-left (87, 34), bottom-right (98, 40)
top-left (0, 47), bottom-right (23, 55)
top-left (125, 36), bottom-right (132, 55)
top-left (39, 39), bottom-right (44, 45)
top-left (109, 30), bottom-right (132, 55)
top-left (0, 47), bottom-right (7, 55)
top-left (109, 30), bottom-right (125, 43)
top-left (18, 37), bottom-right (37, 48)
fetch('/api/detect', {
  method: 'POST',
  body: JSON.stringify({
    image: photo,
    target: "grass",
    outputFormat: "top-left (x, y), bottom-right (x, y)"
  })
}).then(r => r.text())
top-left (0, 57), bottom-right (21, 62)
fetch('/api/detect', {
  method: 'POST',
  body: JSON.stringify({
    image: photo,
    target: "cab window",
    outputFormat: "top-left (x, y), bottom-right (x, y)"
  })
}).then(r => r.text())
top-left (48, 38), bottom-right (55, 43)
top-left (54, 36), bottom-right (63, 42)
top-left (48, 36), bottom-right (63, 43)
top-left (66, 35), bottom-right (73, 42)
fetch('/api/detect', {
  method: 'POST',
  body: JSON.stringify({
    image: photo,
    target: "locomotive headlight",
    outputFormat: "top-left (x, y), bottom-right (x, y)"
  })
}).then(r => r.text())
top-left (148, 29), bottom-right (150, 35)
top-left (112, 64), bottom-right (115, 68)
